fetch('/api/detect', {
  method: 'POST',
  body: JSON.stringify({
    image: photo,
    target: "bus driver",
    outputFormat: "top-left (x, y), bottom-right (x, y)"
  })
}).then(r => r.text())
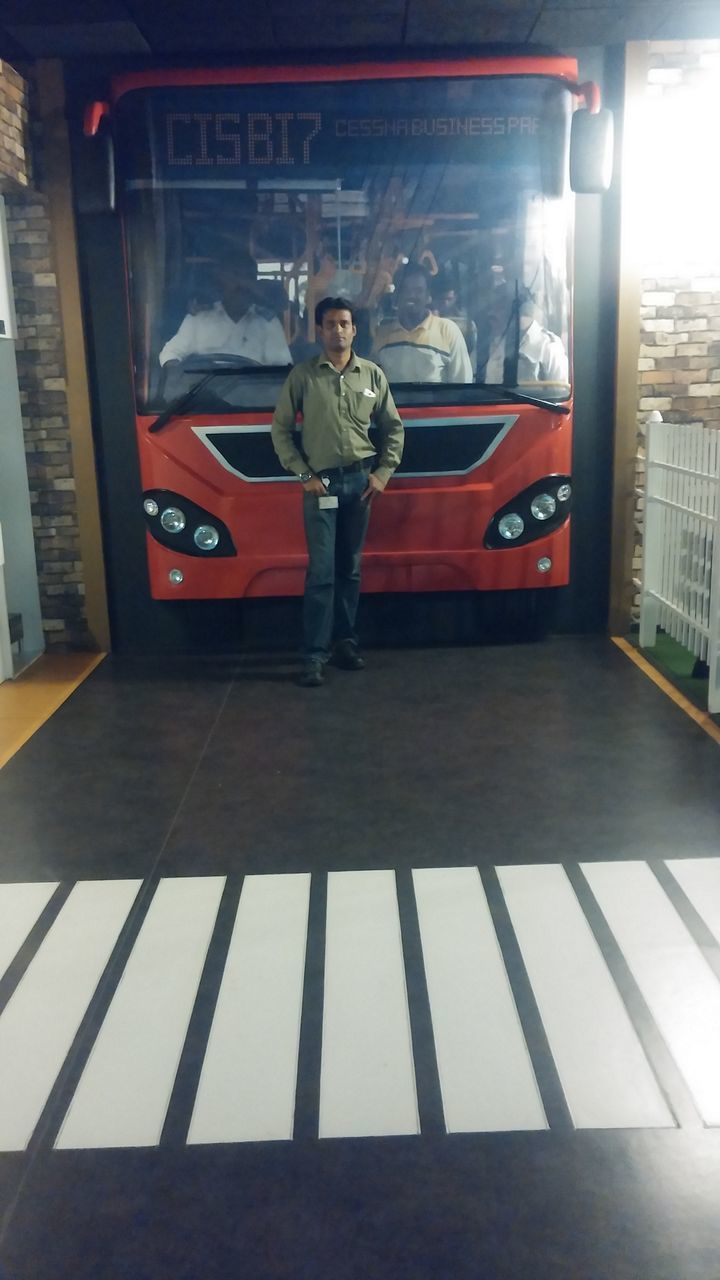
top-left (158, 254), bottom-right (292, 376)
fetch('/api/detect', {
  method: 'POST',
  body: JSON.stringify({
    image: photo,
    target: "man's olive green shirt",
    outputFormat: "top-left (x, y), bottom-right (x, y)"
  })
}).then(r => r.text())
top-left (271, 353), bottom-right (404, 486)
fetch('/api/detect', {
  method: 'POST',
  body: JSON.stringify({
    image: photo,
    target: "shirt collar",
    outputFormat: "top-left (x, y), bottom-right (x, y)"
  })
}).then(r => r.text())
top-left (215, 301), bottom-right (257, 322)
top-left (521, 319), bottom-right (544, 353)
top-left (396, 311), bottom-right (433, 335)
top-left (317, 350), bottom-right (362, 373)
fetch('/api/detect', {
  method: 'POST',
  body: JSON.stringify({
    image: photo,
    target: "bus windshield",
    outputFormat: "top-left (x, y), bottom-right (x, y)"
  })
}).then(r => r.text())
top-left (117, 74), bottom-right (573, 414)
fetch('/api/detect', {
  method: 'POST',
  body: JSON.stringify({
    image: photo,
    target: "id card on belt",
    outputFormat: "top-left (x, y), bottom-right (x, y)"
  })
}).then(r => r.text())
top-left (318, 495), bottom-right (339, 510)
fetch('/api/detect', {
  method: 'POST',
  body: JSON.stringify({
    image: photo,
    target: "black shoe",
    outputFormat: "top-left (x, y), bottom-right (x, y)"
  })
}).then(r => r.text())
top-left (299, 661), bottom-right (324, 687)
top-left (333, 640), bottom-right (365, 671)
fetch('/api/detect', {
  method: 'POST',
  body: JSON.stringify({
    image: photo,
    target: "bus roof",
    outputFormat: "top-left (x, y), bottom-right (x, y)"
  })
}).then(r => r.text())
top-left (111, 54), bottom-right (580, 104)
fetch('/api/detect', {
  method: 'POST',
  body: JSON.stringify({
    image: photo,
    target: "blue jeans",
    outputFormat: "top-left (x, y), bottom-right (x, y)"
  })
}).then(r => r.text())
top-left (302, 465), bottom-right (372, 662)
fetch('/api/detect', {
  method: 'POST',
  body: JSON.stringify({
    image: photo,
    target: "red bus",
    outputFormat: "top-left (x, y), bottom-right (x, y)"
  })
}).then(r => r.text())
top-left (86, 56), bottom-right (610, 612)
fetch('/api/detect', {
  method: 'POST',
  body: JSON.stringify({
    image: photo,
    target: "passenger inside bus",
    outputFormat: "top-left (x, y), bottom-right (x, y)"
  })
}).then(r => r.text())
top-left (432, 277), bottom-right (478, 369)
top-left (474, 279), bottom-right (568, 388)
top-left (371, 263), bottom-right (473, 384)
top-left (158, 253), bottom-right (292, 381)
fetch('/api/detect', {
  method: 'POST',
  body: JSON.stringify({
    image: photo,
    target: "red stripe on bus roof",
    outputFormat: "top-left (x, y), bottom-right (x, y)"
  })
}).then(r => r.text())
top-left (111, 57), bottom-right (579, 102)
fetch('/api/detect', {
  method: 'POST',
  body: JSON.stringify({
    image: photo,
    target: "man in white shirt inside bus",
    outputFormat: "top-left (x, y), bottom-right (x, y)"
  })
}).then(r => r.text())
top-left (477, 281), bottom-right (569, 390)
top-left (158, 254), bottom-right (292, 379)
top-left (372, 263), bottom-right (473, 384)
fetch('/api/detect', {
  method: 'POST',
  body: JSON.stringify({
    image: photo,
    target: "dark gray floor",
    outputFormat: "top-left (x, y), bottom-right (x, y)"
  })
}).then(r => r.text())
top-left (1, 638), bottom-right (718, 881)
top-left (0, 637), bottom-right (719, 1279)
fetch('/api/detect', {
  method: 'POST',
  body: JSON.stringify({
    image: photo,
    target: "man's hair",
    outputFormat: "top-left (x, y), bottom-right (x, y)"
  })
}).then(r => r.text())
top-left (315, 296), bottom-right (356, 326)
top-left (394, 262), bottom-right (433, 293)
top-left (215, 252), bottom-right (257, 280)
top-left (432, 271), bottom-right (458, 301)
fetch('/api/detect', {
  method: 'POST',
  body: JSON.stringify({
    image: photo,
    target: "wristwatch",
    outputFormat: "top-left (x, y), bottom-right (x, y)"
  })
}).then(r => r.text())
top-left (298, 471), bottom-right (313, 483)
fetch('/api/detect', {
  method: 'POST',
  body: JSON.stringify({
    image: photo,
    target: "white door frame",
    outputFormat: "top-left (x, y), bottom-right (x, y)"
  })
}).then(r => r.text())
top-left (0, 524), bottom-right (14, 682)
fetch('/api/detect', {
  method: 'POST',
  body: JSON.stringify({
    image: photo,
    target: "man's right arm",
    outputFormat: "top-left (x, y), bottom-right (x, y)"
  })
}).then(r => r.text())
top-left (158, 315), bottom-right (197, 367)
top-left (444, 321), bottom-right (473, 383)
top-left (271, 367), bottom-right (309, 476)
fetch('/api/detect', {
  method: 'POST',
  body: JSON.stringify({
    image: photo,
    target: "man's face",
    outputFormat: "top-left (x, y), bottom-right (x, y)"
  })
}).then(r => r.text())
top-left (318, 309), bottom-right (356, 355)
top-left (216, 266), bottom-right (255, 315)
top-left (397, 274), bottom-right (431, 328)
top-left (486, 286), bottom-right (511, 333)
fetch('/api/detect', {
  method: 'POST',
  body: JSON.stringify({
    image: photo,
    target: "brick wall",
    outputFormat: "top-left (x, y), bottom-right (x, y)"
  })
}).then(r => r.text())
top-left (633, 40), bottom-right (720, 621)
top-left (638, 277), bottom-right (720, 424)
top-left (0, 60), bottom-right (29, 193)
top-left (1, 63), bottom-right (91, 648)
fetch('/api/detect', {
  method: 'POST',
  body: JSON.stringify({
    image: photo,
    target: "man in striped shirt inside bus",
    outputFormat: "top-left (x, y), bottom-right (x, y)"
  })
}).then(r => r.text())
top-left (371, 263), bottom-right (473, 385)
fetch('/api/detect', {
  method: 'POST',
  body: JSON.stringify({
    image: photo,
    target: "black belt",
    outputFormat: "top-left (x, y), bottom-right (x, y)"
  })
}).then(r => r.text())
top-left (319, 459), bottom-right (373, 475)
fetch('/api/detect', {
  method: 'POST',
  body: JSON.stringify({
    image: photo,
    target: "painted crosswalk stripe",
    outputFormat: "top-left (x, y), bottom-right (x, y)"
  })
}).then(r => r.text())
top-left (0, 882), bottom-right (58, 982)
top-left (2, 863), bottom-right (720, 1150)
top-left (665, 858), bottom-right (720, 945)
top-left (319, 870), bottom-right (419, 1139)
top-left (56, 877), bottom-right (225, 1150)
top-left (188, 873), bottom-right (310, 1145)
top-left (582, 861), bottom-right (720, 1126)
top-left (0, 879), bottom-right (142, 1152)
top-left (413, 867), bottom-right (546, 1133)
top-left (498, 864), bottom-right (674, 1129)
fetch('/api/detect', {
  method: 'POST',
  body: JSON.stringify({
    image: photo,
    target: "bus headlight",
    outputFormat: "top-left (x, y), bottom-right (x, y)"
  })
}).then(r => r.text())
top-left (485, 475), bottom-right (571, 549)
top-left (530, 493), bottom-right (557, 521)
top-left (194, 524), bottom-right (220, 551)
top-left (498, 513), bottom-right (525, 540)
top-left (143, 489), bottom-right (236, 557)
top-left (160, 507), bottom-right (186, 533)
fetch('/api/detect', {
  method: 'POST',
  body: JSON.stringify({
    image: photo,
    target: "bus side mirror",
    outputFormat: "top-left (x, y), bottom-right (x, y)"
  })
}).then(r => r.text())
top-left (570, 107), bottom-right (614, 194)
top-left (76, 102), bottom-right (115, 214)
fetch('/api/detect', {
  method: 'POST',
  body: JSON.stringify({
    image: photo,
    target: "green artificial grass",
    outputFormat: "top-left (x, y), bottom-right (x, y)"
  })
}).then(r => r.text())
top-left (629, 628), bottom-right (714, 715)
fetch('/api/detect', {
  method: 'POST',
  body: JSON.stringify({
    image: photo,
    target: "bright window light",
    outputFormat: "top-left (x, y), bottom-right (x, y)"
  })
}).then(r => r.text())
top-left (628, 80), bottom-right (720, 272)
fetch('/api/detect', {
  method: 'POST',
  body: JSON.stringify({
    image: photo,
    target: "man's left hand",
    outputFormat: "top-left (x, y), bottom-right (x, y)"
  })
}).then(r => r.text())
top-left (361, 472), bottom-right (386, 502)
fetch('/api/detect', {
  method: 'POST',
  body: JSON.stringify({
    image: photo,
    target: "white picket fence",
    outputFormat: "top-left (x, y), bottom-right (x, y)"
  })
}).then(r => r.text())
top-left (639, 419), bottom-right (720, 714)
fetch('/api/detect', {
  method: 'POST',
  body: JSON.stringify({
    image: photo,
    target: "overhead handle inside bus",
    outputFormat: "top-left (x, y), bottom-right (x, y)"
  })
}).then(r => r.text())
top-left (568, 80), bottom-right (614, 194)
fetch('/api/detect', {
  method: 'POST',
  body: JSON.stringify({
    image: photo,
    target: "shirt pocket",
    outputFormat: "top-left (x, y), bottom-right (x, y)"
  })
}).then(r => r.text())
top-left (345, 385), bottom-right (376, 427)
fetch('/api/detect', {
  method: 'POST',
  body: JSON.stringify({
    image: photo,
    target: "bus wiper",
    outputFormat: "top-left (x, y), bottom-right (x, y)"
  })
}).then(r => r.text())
top-left (385, 382), bottom-right (570, 413)
top-left (148, 364), bottom-right (291, 434)
top-left (481, 385), bottom-right (571, 414)
top-left (149, 369), bottom-right (224, 434)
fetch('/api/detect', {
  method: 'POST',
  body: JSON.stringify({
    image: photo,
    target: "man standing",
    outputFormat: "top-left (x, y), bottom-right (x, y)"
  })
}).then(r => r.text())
top-left (372, 263), bottom-right (473, 384)
top-left (271, 297), bottom-right (404, 687)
